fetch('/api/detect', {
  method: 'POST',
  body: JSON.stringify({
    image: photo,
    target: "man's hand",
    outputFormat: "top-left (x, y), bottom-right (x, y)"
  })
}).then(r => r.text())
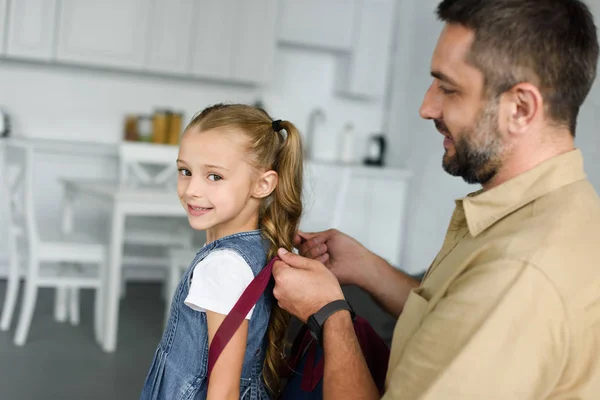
top-left (272, 248), bottom-right (345, 322)
top-left (295, 228), bottom-right (420, 318)
top-left (293, 229), bottom-right (373, 287)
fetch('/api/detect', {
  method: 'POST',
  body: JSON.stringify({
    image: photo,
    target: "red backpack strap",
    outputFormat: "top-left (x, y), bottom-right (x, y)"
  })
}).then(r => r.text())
top-left (207, 256), bottom-right (279, 379)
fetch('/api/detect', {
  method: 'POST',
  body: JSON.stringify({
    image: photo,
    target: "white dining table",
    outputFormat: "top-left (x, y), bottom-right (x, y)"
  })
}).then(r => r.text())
top-left (60, 179), bottom-right (186, 352)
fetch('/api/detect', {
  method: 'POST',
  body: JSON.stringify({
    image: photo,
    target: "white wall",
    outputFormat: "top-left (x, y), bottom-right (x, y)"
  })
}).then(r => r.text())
top-left (1, 45), bottom-right (385, 162)
top-left (387, 0), bottom-right (600, 275)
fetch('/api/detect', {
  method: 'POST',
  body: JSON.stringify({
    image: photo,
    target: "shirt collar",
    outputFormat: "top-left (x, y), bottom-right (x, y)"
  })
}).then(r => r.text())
top-left (459, 149), bottom-right (587, 237)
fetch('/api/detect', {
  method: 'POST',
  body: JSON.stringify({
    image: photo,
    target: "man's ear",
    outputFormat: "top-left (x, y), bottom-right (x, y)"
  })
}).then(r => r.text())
top-left (253, 170), bottom-right (278, 199)
top-left (503, 82), bottom-right (543, 136)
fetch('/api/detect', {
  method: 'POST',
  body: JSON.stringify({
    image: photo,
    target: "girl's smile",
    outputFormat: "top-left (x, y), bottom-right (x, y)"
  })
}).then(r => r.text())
top-left (187, 204), bottom-right (213, 217)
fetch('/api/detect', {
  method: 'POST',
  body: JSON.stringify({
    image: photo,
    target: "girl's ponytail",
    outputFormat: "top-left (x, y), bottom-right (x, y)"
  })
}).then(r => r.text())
top-left (260, 120), bottom-right (303, 396)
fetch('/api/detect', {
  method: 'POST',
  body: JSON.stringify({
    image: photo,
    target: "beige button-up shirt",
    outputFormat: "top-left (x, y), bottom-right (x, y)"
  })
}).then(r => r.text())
top-left (384, 149), bottom-right (600, 399)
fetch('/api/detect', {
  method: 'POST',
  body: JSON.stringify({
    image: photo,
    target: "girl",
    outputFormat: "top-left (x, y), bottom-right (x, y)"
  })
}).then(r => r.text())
top-left (140, 103), bottom-right (303, 399)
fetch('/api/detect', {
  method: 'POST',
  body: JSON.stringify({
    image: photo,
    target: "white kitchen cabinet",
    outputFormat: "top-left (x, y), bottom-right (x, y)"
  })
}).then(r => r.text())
top-left (5, 0), bottom-right (57, 60)
top-left (277, 0), bottom-right (356, 52)
top-left (232, 0), bottom-right (277, 84)
top-left (144, 0), bottom-right (194, 75)
top-left (366, 173), bottom-right (410, 266)
top-left (301, 162), bottom-right (411, 267)
top-left (56, 0), bottom-right (150, 70)
top-left (191, 0), bottom-right (278, 84)
top-left (337, 175), bottom-right (371, 245)
top-left (0, 0), bottom-right (7, 54)
top-left (336, 0), bottom-right (396, 99)
top-left (190, 0), bottom-right (236, 80)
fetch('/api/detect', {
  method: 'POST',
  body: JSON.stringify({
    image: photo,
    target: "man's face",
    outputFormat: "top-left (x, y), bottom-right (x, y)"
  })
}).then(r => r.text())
top-left (419, 24), bottom-right (506, 185)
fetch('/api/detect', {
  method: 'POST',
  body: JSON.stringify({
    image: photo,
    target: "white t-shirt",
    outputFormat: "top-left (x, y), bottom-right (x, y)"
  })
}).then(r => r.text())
top-left (184, 249), bottom-right (256, 319)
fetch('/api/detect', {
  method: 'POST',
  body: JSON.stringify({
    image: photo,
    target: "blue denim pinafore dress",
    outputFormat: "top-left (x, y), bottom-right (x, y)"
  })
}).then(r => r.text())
top-left (140, 230), bottom-right (273, 399)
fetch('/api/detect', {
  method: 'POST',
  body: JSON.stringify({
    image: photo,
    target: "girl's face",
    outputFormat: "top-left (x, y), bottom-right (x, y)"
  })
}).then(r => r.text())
top-left (176, 126), bottom-right (268, 241)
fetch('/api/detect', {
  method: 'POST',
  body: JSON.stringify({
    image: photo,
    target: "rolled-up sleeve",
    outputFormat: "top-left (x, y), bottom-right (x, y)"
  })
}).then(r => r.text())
top-left (384, 260), bottom-right (568, 400)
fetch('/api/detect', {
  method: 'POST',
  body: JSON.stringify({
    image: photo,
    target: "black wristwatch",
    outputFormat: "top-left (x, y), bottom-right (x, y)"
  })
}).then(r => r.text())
top-left (307, 299), bottom-right (356, 345)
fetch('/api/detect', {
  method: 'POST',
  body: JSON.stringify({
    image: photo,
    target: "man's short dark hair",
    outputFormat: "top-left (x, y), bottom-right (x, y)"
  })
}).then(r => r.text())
top-left (437, 0), bottom-right (599, 135)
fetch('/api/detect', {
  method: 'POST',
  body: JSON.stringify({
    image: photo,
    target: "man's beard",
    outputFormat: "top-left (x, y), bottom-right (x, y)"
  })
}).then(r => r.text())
top-left (439, 102), bottom-right (504, 185)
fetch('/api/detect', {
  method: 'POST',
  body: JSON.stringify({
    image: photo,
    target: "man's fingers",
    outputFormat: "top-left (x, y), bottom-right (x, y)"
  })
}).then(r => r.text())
top-left (277, 248), bottom-right (316, 270)
top-left (296, 229), bottom-right (331, 245)
top-left (299, 238), bottom-right (326, 257)
top-left (272, 259), bottom-right (289, 277)
top-left (302, 243), bottom-right (327, 260)
top-left (292, 234), bottom-right (303, 247)
top-left (296, 230), bottom-right (318, 241)
top-left (317, 253), bottom-right (329, 265)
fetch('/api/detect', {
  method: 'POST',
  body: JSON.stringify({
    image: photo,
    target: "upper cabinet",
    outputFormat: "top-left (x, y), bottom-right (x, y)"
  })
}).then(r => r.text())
top-left (336, 0), bottom-right (395, 99)
top-left (277, 0), bottom-right (396, 99)
top-left (190, 0), bottom-right (277, 84)
top-left (144, 0), bottom-right (194, 75)
top-left (56, 0), bottom-right (150, 70)
top-left (0, 0), bottom-right (7, 54)
top-left (190, 0), bottom-right (236, 80)
top-left (278, 0), bottom-right (356, 52)
top-left (232, 0), bottom-right (277, 84)
top-left (5, 0), bottom-right (57, 61)
top-left (0, 0), bottom-right (392, 97)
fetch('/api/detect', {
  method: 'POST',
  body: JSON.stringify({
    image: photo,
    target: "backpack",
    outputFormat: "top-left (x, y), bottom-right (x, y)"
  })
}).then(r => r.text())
top-left (207, 257), bottom-right (390, 399)
top-left (279, 315), bottom-right (389, 399)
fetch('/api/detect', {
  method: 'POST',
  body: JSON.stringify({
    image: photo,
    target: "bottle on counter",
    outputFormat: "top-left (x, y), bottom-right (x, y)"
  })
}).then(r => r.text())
top-left (167, 112), bottom-right (184, 145)
top-left (152, 109), bottom-right (170, 144)
top-left (338, 122), bottom-right (355, 164)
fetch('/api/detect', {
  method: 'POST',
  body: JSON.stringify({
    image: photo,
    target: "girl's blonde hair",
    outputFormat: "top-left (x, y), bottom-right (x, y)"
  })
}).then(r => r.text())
top-left (186, 103), bottom-right (303, 396)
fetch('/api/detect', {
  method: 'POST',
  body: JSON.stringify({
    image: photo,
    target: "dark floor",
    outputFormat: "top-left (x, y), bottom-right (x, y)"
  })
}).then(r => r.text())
top-left (0, 281), bottom-right (397, 400)
top-left (0, 282), bottom-right (164, 400)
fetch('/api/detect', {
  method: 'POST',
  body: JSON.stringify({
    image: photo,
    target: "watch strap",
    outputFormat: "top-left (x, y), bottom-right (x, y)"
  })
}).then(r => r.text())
top-left (313, 299), bottom-right (355, 327)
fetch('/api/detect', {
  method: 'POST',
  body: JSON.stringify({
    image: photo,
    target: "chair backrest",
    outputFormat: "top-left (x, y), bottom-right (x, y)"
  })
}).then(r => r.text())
top-left (3, 142), bottom-right (38, 253)
top-left (118, 141), bottom-right (179, 188)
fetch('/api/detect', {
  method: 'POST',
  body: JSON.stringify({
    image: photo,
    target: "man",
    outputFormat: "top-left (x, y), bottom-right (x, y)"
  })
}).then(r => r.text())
top-left (272, 0), bottom-right (600, 398)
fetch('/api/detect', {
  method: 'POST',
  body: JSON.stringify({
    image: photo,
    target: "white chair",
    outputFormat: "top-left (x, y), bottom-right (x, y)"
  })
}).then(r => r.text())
top-left (164, 247), bottom-right (197, 324)
top-left (0, 142), bottom-right (106, 346)
top-left (117, 142), bottom-right (194, 297)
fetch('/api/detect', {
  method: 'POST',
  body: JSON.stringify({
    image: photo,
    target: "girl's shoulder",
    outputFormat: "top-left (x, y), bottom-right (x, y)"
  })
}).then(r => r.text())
top-left (208, 230), bottom-right (269, 274)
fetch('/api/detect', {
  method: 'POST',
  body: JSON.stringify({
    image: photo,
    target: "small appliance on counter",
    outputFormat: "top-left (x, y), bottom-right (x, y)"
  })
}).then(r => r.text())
top-left (0, 109), bottom-right (11, 138)
top-left (363, 133), bottom-right (387, 167)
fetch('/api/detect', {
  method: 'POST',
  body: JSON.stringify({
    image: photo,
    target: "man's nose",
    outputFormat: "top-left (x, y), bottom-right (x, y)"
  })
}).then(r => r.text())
top-left (419, 82), bottom-right (442, 120)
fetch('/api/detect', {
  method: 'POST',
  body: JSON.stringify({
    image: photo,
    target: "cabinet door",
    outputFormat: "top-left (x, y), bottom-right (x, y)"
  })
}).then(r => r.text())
top-left (5, 0), bottom-right (57, 60)
top-left (190, 0), bottom-right (236, 80)
top-left (56, 0), bottom-right (150, 70)
top-left (144, 0), bottom-right (194, 75)
top-left (301, 163), bottom-right (347, 233)
top-left (278, 0), bottom-right (356, 51)
top-left (232, 0), bottom-right (277, 84)
top-left (337, 175), bottom-right (370, 246)
top-left (337, 0), bottom-right (395, 99)
top-left (0, 0), bottom-right (7, 54)
top-left (366, 178), bottom-right (409, 267)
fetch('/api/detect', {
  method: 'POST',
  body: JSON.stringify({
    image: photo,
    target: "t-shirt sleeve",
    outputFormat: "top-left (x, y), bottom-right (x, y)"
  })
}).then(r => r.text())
top-left (184, 249), bottom-right (256, 319)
